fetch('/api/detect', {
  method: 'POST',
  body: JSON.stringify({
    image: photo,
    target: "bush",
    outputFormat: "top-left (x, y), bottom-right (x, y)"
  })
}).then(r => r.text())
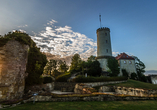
top-left (122, 69), bottom-right (129, 77)
top-left (55, 72), bottom-right (71, 82)
top-left (130, 73), bottom-right (137, 80)
top-left (71, 75), bottom-right (127, 83)
top-left (141, 75), bottom-right (147, 82)
top-left (43, 76), bottom-right (54, 84)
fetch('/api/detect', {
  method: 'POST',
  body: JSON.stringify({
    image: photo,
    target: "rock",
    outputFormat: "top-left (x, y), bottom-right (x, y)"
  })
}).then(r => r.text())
top-left (0, 40), bottom-right (29, 101)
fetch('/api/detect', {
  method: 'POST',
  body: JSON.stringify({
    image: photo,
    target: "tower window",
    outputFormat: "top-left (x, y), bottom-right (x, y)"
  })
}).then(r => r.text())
top-left (106, 40), bottom-right (108, 43)
top-left (105, 33), bottom-right (107, 36)
top-left (106, 49), bottom-right (108, 53)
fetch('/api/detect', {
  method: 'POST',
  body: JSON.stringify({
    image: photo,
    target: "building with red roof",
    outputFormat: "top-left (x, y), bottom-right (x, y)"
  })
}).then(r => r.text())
top-left (116, 53), bottom-right (137, 76)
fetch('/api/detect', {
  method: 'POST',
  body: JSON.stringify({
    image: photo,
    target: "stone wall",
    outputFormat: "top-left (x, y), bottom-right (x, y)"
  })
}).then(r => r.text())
top-left (99, 86), bottom-right (157, 97)
top-left (54, 82), bottom-right (77, 92)
top-left (0, 40), bottom-right (29, 100)
top-left (74, 80), bottom-right (127, 94)
top-left (25, 94), bottom-right (157, 102)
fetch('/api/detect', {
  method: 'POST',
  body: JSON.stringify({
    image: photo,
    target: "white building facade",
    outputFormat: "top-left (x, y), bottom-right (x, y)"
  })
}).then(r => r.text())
top-left (116, 53), bottom-right (137, 76)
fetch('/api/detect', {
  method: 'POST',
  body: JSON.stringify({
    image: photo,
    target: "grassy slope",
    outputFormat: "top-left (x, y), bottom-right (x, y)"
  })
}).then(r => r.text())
top-left (107, 79), bottom-right (157, 90)
top-left (5, 101), bottom-right (157, 110)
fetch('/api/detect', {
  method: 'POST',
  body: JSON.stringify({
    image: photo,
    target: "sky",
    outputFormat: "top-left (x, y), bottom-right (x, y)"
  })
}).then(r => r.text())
top-left (0, 0), bottom-right (157, 71)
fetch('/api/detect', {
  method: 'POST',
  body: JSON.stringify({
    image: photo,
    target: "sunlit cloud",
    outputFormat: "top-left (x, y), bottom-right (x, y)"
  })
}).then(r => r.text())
top-left (31, 19), bottom-right (97, 59)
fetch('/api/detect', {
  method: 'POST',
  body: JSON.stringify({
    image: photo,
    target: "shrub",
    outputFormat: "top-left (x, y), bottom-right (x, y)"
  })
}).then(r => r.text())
top-left (43, 76), bottom-right (54, 84)
top-left (141, 75), bottom-right (147, 82)
top-left (122, 69), bottom-right (129, 77)
top-left (130, 72), bottom-right (137, 80)
top-left (71, 75), bottom-right (127, 83)
top-left (55, 72), bottom-right (71, 82)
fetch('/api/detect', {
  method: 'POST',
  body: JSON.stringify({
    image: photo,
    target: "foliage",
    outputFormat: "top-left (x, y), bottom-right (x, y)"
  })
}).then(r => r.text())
top-left (130, 72), bottom-right (138, 80)
top-left (25, 46), bottom-right (47, 85)
top-left (133, 56), bottom-right (146, 81)
top-left (69, 53), bottom-right (82, 73)
top-left (0, 31), bottom-right (48, 86)
top-left (86, 60), bottom-right (102, 76)
top-left (122, 69), bottom-right (129, 77)
top-left (55, 72), bottom-right (71, 82)
top-left (141, 75), bottom-right (147, 82)
top-left (59, 60), bottom-right (69, 73)
top-left (43, 59), bottom-right (68, 78)
top-left (71, 75), bottom-right (127, 82)
top-left (43, 76), bottom-right (54, 84)
top-left (107, 57), bottom-right (120, 76)
top-left (87, 55), bottom-right (96, 62)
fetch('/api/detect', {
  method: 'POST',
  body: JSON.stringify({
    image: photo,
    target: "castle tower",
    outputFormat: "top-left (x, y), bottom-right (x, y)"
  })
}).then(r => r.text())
top-left (96, 27), bottom-right (112, 73)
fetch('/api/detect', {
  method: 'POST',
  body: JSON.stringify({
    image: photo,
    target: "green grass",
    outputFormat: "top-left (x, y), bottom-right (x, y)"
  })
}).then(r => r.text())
top-left (107, 79), bottom-right (157, 90)
top-left (5, 101), bottom-right (157, 110)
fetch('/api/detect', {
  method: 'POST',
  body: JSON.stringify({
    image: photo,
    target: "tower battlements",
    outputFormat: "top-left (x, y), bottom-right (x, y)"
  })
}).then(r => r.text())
top-left (96, 27), bottom-right (110, 33)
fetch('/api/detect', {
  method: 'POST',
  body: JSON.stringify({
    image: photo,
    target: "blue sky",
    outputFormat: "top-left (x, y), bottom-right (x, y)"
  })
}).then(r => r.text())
top-left (0, 0), bottom-right (157, 70)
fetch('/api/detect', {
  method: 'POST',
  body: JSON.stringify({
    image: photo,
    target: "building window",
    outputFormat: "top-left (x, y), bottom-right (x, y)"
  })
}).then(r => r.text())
top-left (105, 33), bottom-right (107, 36)
top-left (106, 40), bottom-right (108, 43)
top-left (129, 61), bottom-right (132, 64)
top-left (106, 49), bottom-right (108, 53)
top-left (124, 60), bottom-right (126, 64)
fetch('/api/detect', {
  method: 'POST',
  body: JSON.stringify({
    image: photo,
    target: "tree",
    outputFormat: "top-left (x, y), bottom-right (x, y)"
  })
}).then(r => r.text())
top-left (107, 58), bottom-right (120, 76)
top-left (132, 56), bottom-right (146, 81)
top-left (87, 55), bottom-right (96, 62)
top-left (70, 53), bottom-right (82, 73)
top-left (122, 69), bottom-right (129, 78)
top-left (130, 72), bottom-right (138, 80)
top-left (59, 60), bottom-right (69, 73)
top-left (44, 59), bottom-right (57, 75)
top-left (87, 60), bottom-right (102, 76)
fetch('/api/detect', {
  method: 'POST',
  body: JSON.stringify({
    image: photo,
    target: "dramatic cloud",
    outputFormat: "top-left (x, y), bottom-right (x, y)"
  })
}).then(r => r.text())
top-left (31, 19), bottom-right (97, 59)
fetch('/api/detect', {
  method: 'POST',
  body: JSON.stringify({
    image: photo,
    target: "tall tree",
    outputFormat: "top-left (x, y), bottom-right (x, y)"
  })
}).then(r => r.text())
top-left (70, 53), bottom-right (82, 72)
top-left (132, 56), bottom-right (146, 81)
top-left (59, 60), bottom-right (69, 73)
top-left (107, 58), bottom-right (120, 76)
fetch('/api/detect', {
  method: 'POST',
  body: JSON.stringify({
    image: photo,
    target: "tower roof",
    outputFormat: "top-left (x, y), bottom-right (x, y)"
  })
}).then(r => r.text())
top-left (116, 53), bottom-right (134, 60)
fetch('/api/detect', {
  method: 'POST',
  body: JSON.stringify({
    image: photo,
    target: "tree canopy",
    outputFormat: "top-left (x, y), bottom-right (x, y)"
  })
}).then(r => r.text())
top-left (133, 56), bottom-right (146, 82)
top-left (107, 57), bottom-right (120, 76)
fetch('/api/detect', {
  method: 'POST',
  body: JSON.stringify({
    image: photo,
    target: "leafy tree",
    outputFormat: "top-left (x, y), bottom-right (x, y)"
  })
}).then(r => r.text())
top-left (87, 60), bottom-right (102, 76)
top-left (44, 59), bottom-right (56, 75)
top-left (122, 69), bottom-right (129, 77)
top-left (43, 59), bottom-right (64, 77)
top-left (59, 60), bottom-right (69, 73)
top-left (132, 56), bottom-right (146, 81)
top-left (70, 53), bottom-right (82, 73)
top-left (107, 58), bottom-right (120, 76)
top-left (130, 72), bottom-right (138, 80)
top-left (87, 55), bottom-right (96, 62)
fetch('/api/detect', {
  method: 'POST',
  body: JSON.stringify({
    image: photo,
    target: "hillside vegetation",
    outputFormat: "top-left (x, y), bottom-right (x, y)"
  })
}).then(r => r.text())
top-left (107, 79), bottom-right (157, 90)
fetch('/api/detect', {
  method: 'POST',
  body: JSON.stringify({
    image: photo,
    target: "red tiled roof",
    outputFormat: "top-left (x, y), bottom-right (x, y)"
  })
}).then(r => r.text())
top-left (116, 53), bottom-right (134, 60)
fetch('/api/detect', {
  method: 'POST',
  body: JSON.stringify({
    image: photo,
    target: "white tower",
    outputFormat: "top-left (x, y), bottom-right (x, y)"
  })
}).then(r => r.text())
top-left (96, 27), bottom-right (112, 73)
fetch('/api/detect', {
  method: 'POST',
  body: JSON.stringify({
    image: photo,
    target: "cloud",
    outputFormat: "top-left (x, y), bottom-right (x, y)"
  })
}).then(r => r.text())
top-left (18, 24), bottom-right (28, 28)
top-left (112, 52), bottom-right (120, 57)
top-left (47, 19), bottom-right (57, 26)
top-left (31, 19), bottom-right (97, 59)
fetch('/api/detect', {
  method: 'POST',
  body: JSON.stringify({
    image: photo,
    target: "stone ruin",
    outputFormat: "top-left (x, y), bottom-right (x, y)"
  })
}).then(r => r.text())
top-left (0, 40), bottom-right (29, 101)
